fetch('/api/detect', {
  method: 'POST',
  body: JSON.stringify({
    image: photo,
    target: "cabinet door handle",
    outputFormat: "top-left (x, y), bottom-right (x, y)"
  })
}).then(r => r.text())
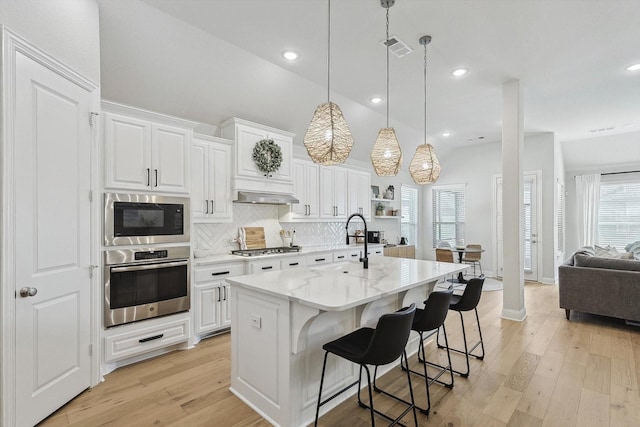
top-left (139, 334), bottom-right (164, 343)
top-left (205, 200), bottom-right (209, 214)
top-left (376, 251), bottom-right (382, 254)
top-left (307, 204), bottom-right (310, 216)
top-left (222, 286), bottom-right (227, 301)
top-left (289, 262), bottom-right (299, 266)
top-left (211, 271), bottom-right (230, 276)
top-left (337, 255), bottom-right (345, 259)
top-left (217, 287), bottom-right (221, 302)
top-left (211, 200), bottom-right (215, 214)
top-left (315, 258), bottom-right (326, 262)
top-left (154, 169), bottom-right (158, 187)
top-left (146, 168), bottom-right (151, 186)
top-left (261, 266), bottom-right (273, 270)
top-left (351, 254), bottom-right (358, 257)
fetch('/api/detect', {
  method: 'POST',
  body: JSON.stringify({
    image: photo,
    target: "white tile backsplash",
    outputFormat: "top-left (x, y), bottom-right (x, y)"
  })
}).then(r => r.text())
top-left (194, 204), bottom-right (402, 254)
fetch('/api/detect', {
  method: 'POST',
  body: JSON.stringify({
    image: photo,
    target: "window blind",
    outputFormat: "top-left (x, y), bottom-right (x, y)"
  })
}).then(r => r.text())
top-left (598, 174), bottom-right (640, 250)
top-left (401, 186), bottom-right (418, 247)
top-left (432, 185), bottom-right (465, 248)
top-left (556, 182), bottom-right (565, 255)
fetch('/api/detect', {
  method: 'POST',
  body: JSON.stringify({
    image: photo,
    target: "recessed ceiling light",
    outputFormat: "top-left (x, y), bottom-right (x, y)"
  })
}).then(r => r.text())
top-left (370, 97), bottom-right (383, 104)
top-left (282, 51), bottom-right (299, 61)
top-left (626, 63), bottom-right (640, 71)
top-left (441, 132), bottom-right (451, 137)
top-left (451, 68), bottom-right (468, 77)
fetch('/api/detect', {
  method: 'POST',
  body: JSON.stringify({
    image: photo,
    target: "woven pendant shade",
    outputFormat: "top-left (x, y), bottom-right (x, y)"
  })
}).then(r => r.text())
top-left (409, 143), bottom-right (441, 184)
top-left (371, 127), bottom-right (403, 176)
top-left (303, 102), bottom-right (354, 165)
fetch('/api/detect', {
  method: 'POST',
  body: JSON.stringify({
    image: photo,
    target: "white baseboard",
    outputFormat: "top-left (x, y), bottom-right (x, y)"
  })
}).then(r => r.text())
top-left (501, 307), bottom-right (527, 322)
top-left (540, 276), bottom-right (556, 285)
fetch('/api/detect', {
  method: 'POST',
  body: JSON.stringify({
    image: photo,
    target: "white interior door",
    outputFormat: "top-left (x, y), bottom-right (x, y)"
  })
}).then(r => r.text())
top-left (495, 174), bottom-right (539, 281)
top-left (13, 49), bottom-right (93, 426)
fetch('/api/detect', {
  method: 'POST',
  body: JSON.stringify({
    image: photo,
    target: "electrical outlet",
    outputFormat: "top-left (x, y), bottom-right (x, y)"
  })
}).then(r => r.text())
top-left (251, 314), bottom-right (261, 329)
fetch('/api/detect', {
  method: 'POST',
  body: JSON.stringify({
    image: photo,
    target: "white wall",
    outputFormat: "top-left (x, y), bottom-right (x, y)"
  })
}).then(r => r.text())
top-left (423, 133), bottom-right (557, 283)
top-left (0, 0), bottom-right (100, 83)
top-left (563, 131), bottom-right (640, 256)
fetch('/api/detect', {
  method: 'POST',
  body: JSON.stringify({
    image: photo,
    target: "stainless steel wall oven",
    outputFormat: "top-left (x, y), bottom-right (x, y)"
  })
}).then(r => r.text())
top-left (104, 246), bottom-right (190, 327)
top-left (104, 192), bottom-right (190, 246)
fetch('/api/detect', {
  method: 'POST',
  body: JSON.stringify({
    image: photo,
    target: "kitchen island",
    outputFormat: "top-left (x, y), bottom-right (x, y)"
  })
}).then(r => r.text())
top-left (227, 256), bottom-right (467, 427)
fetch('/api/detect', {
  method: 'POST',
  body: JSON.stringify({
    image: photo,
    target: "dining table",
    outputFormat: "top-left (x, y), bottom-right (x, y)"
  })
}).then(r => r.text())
top-left (449, 246), bottom-right (485, 284)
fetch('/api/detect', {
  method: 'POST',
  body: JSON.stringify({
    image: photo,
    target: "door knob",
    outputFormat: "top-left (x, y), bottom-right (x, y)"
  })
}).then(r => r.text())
top-left (19, 287), bottom-right (38, 297)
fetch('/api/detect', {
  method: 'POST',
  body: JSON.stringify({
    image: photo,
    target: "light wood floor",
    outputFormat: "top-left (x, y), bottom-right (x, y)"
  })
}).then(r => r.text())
top-left (39, 283), bottom-right (640, 427)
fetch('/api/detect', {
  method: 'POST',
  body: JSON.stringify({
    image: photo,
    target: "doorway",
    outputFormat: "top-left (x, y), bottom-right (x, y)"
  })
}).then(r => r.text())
top-left (494, 172), bottom-right (541, 281)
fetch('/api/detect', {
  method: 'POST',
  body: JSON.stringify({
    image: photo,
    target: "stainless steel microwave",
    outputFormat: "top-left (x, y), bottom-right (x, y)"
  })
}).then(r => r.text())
top-left (104, 193), bottom-right (190, 246)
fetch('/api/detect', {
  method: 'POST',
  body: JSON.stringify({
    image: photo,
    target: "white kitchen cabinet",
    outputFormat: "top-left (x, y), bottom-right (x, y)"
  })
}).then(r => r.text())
top-left (220, 117), bottom-right (294, 195)
top-left (103, 314), bottom-right (191, 363)
top-left (281, 256), bottom-right (307, 269)
top-left (290, 158), bottom-right (319, 220)
top-left (194, 262), bottom-right (244, 336)
top-left (319, 166), bottom-right (348, 219)
top-left (248, 258), bottom-right (282, 274)
top-left (103, 102), bottom-right (196, 194)
top-left (348, 169), bottom-right (371, 220)
top-left (306, 252), bottom-right (333, 266)
top-left (192, 134), bottom-right (232, 223)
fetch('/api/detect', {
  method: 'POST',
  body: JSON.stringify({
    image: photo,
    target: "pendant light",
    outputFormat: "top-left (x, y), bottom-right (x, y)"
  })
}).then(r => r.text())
top-left (409, 35), bottom-right (441, 184)
top-left (303, 0), bottom-right (353, 165)
top-left (370, 0), bottom-right (402, 176)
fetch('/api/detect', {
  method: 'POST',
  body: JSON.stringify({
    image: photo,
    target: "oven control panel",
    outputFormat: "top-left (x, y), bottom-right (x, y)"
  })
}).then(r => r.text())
top-left (135, 250), bottom-right (168, 260)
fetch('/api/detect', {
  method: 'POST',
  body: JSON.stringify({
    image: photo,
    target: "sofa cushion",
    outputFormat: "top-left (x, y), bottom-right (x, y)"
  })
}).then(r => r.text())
top-left (574, 254), bottom-right (640, 272)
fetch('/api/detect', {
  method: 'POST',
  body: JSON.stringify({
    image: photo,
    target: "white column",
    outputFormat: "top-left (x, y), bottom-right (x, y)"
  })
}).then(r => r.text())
top-left (501, 80), bottom-right (526, 321)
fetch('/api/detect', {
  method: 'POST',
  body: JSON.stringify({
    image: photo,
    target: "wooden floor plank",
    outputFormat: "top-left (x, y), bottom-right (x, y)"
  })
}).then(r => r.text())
top-left (37, 283), bottom-right (640, 427)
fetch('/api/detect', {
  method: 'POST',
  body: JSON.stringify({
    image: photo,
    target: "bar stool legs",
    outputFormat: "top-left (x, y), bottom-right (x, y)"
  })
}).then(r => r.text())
top-left (437, 307), bottom-right (485, 377)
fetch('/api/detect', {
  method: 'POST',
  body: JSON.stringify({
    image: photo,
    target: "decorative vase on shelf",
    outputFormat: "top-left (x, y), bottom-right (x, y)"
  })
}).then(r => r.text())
top-left (375, 202), bottom-right (385, 216)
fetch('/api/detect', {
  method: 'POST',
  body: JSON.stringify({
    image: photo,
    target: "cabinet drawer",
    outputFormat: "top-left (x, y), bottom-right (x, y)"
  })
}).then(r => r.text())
top-left (306, 253), bottom-right (332, 266)
top-left (281, 257), bottom-right (307, 269)
top-left (249, 259), bottom-right (281, 274)
top-left (335, 250), bottom-right (361, 262)
top-left (195, 263), bottom-right (244, 283)
top-left (104, 317), bottom-right (190, 363)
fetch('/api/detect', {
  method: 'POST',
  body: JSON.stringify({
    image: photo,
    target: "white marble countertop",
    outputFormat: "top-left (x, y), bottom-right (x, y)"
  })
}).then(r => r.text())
top-left (227, 256), bottom-right (468, 311)
top-left (193, 243), bottom-right (384, 266)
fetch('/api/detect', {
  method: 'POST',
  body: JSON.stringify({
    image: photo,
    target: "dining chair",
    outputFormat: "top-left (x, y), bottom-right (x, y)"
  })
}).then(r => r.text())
top-left (315, 304), bottom-right (418, 427)
top-left (461, 244), bottom-right (483, 277)
top-left (435, 248), bottom-right (456, 284)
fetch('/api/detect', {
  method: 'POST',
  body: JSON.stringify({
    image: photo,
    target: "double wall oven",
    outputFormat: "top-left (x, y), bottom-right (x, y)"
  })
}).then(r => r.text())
top-left (104, 193), bottom-right (191, 327)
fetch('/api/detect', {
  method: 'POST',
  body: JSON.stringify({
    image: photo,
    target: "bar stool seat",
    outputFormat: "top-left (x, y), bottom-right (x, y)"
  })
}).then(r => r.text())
top-left (315, 304), bottom-right (418, 427)
top-left (437, 275), bottom-right (486, 377)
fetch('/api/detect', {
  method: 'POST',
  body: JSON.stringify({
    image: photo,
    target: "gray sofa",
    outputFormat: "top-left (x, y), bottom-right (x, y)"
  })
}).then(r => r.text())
top-left (558, 247), bottom-right (640, 324)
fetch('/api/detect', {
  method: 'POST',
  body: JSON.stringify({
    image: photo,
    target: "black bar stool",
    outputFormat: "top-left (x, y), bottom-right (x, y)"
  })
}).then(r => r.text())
top-left (314, 304), bottom-right (418, 427)
top-left (399, 289), bottom-right (454, 415)
top-left (437, 275), bottom-right (486, 377)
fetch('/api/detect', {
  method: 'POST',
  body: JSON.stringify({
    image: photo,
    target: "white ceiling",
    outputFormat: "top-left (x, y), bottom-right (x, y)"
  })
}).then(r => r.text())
top-left (99, 0), bottom-right (640, 166)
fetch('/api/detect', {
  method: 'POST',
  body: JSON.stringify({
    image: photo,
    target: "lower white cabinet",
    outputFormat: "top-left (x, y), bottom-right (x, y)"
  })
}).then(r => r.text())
top-left (306, 252), bottom-right (333, 266)
top-left (248, 258), bottom-right (282, 274)
top-left (281, 256), bottom-right (307, 269)
top-left (103, 315), bottom-right (191, 363)
top-left (194, 262), bottom-right (244, 336)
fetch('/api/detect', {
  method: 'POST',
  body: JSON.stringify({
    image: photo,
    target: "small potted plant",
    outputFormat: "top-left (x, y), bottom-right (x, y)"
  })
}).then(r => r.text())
top-left (375, 202), bottom-right (385, 216)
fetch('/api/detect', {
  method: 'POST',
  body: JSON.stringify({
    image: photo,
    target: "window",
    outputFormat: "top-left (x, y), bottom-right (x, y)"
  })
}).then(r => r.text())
top-left (432, 184), bottom-right (465, 248)
top-left (401, 185), bottom-right (418, 247)
top-left (598, 173), bottom-right (640, 250)
top-left (556, 181), bottom-right (565, 255)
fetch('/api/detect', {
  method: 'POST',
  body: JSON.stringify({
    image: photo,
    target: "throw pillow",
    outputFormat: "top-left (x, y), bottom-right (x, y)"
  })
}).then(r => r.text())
top-left (612, 252), bottom-right (635, 260)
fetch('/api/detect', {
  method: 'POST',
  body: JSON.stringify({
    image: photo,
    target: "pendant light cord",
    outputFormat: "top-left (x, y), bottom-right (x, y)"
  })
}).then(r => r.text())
top-left (327, 0), bottom-right (331, 103)
top-left (424, 42), bottom-right (427, 145)
top-left (385, 6), bottom-right (390, 128)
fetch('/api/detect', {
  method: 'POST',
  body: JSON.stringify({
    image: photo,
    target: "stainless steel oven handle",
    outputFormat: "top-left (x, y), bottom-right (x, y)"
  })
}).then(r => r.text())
top-left (110, 260), bottom-right (189, 273)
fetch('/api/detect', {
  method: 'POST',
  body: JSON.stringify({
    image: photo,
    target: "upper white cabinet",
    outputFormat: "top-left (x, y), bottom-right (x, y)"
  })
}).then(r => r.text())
top-left (290, 158), bottom-right (319, 220)
top-left (192, 134), bottom-right (233, 223)
top-left (103, 102), bottom-right (196, 194)
top-left (348, 169), bottom-right (371, 220)
top-left (220, 118), bottom-right (294, 195)
top-left (319, 166), bottom-right (348, 219)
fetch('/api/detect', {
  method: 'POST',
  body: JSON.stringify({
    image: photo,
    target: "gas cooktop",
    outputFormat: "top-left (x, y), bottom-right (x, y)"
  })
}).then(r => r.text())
top-left (231, 246), bottom-right (302, 257)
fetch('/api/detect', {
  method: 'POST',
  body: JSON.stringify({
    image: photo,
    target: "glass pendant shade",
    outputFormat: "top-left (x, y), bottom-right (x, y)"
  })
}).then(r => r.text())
top-left (371, 127), bottom-right (403, 176)
top-left (304, 101), bottom-right (354, 165)
top-left (409, 143), bottom-right (441, 184)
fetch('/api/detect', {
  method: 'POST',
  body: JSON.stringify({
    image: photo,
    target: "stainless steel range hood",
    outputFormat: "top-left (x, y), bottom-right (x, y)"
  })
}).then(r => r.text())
top-left (233, 191), bottom-right (299, 205)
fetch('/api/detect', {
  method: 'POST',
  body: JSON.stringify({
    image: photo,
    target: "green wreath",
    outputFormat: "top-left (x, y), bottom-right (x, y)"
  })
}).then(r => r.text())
top-left (252, 139), bottom-right (283, 176)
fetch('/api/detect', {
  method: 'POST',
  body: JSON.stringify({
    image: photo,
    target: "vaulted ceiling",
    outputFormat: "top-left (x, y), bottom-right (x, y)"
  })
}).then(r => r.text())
top-left (99, 0), bottom-right (640, 165)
